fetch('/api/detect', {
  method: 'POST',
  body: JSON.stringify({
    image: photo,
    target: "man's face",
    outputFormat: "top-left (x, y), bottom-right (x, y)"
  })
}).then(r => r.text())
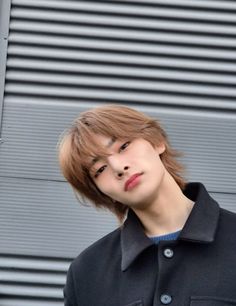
top-left (89, 135), bottom-right (167, 211)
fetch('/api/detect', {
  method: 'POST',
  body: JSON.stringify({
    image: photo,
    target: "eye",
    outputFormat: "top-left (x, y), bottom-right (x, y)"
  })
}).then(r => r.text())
top-left (94, 165), bottom-right (107, 178)
top-left (119, 141), bottom-right (130, 152)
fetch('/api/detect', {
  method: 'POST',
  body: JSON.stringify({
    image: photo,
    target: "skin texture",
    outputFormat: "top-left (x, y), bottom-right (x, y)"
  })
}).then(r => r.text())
top-left (90, 135), bottom-right (194, 236)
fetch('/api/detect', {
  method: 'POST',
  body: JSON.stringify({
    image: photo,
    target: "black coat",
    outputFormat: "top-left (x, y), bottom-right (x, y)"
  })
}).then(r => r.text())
top-left (64, 182), bottom-right (236, 306)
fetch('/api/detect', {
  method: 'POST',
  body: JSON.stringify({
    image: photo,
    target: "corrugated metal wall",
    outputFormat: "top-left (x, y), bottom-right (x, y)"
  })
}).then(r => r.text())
top-left (0, 0), bottom-right (236, 305)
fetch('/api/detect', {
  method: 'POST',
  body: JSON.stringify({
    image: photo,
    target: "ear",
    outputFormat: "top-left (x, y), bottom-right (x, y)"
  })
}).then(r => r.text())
top-left (156, 142), bottom-right (166, 155)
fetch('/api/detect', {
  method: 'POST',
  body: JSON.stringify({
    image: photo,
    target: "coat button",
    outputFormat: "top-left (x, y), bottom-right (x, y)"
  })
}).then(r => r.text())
top-left (163, 248), bottom-right (174, 258)
top-left (160, 294), bottom-right (172, 304)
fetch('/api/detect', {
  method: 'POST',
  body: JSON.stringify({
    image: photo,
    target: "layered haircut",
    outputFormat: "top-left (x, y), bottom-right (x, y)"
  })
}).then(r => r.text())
top-left (58, 104), bottom-right (187, 221)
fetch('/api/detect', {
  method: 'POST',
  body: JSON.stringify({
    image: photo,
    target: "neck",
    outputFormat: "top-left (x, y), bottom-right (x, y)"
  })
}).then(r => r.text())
top-left (132, 172), bottom-right (194, 237)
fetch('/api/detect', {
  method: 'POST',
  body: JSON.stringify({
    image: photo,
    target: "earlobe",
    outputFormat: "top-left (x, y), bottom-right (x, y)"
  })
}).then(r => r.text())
top-left (156, 143), bottom-right (166, 155)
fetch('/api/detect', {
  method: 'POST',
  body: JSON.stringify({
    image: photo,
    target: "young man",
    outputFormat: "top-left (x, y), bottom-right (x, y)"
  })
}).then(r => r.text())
top-left (58, 104), bottom-right (236, 306)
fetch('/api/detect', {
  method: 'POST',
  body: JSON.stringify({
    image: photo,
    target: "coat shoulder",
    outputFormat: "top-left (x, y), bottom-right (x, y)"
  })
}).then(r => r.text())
top-left (220, 207), bottom-right (236, 225)
top-left (218, 207), bottom-right (236, 241)
top-left (70, 226), bottom-right (121, 271)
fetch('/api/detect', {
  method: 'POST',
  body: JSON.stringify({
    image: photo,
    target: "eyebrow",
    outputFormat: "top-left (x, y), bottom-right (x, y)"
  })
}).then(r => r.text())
top-left (107, 136), bottom-right (116, 148)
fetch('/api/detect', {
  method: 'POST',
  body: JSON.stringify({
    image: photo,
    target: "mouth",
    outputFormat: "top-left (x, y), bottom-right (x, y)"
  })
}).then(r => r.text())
top-left (124, 173), bottom-right (142, 191)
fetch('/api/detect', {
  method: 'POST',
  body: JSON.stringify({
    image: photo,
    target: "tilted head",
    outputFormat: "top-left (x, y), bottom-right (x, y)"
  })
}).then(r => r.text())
top-left (58, 104), bottom-right (187, 221)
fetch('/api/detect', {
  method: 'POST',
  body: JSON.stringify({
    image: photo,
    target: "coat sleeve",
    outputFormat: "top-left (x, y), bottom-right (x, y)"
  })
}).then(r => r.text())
top-left (64, 263), bottom-right (77, 306)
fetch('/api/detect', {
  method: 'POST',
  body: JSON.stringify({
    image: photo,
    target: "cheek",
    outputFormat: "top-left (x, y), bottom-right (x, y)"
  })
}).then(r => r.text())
top-left (94, 172), bottom-right (116, 195)
top-left (138, 151), bottom-right (158, 168)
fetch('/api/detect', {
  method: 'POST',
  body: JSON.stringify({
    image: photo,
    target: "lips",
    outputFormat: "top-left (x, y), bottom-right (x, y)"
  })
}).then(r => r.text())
top-left (124, 173), bottom-right (142, 191)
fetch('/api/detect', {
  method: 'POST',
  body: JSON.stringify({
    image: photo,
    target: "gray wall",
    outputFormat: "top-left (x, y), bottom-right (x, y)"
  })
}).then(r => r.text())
top-left (0, 0), bottom-right (236, 305)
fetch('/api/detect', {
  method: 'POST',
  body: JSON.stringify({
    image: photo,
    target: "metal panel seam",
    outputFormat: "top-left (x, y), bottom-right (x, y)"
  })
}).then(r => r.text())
top-left (0, 0), bottom-right (11, 139)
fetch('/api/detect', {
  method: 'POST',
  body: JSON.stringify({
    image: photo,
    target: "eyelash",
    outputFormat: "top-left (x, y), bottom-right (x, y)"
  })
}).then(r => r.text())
top-left (94, 165), bottom-right (106, 178)
top-left (119, 141), bottom-right (130, 152)
top-left (94, 141), bottom-right (130, 178)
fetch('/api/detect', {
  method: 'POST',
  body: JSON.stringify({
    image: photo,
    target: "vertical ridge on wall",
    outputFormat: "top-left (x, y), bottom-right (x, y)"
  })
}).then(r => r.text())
top-left (0, 0), bottom-right (11, 134)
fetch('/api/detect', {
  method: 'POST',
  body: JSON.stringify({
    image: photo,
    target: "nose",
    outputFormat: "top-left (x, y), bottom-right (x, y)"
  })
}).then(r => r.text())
top-left (107, 155), bottom-right (129, 178)
top-left (117, 166), bottom-right (129, 178)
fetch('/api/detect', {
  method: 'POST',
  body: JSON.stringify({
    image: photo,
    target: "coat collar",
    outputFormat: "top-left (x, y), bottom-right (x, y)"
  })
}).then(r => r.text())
top-left (179, 182), bottom-right (220, 243)
top-left (120, 182), bottom-right (220, 271)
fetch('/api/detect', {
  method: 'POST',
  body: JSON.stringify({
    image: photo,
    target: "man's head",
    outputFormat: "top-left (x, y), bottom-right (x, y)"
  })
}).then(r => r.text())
top-left (58, 104), bottom-right (186, 221)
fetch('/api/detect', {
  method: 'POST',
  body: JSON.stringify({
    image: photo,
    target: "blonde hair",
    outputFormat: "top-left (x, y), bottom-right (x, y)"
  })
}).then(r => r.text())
top-left (58, 104), bottom-right (187, 221)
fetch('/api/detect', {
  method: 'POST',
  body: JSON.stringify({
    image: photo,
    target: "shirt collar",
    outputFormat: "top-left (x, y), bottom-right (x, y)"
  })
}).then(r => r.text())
top-left (120, 182), bottom-right (220, 271)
